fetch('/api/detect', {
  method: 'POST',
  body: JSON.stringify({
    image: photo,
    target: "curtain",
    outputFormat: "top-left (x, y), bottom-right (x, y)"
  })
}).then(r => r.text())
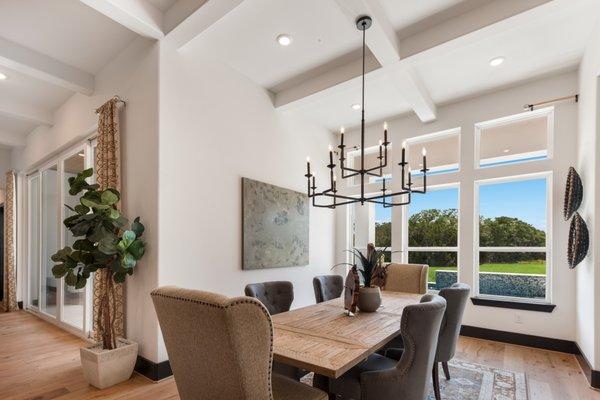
top-left (1, 171), bottom-right (18, 312)
top-left (92, 98), bottom-right (124, 342)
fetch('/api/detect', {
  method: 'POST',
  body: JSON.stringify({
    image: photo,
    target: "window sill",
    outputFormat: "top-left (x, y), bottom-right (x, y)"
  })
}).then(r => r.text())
top-left (470, 297), bottom-right (556, 313)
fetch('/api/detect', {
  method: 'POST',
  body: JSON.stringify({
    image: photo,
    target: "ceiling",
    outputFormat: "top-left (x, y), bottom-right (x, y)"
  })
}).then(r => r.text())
top-left (0, 0), bottom-right (598, 151)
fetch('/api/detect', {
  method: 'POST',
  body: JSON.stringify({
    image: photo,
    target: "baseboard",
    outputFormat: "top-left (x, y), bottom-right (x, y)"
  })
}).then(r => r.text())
top-left (134, 356), bottom-right (172, 381)
top-left (17, 301), bottom-right (23, 309)
top-left (460, 325), bottom-right (600, 389)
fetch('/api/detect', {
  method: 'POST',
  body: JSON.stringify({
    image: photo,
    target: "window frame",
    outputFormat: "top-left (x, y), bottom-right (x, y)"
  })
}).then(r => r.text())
top-left (474, 107), bottom-right (554, 170)
top-left (405, 127), bottom-right (461, 177)
top-left (473, 171), bottom-right (553, 304)
top-left (402, 182), bottom-right (461, 288)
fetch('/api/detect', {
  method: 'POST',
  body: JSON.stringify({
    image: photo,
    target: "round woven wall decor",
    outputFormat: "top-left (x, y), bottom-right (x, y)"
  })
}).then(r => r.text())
top-left (563, 167), bottom-right (583, 221)
top-left (568, 212), bottom-right (589, 269)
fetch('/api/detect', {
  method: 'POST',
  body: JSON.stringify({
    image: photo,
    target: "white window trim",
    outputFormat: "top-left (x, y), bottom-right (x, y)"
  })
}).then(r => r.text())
top-left (474, 106), bottom-right (554, 170)
top-left (402, 183), bottom-right (461, 285)
top-left (473, 171), bottom-right (553, 304)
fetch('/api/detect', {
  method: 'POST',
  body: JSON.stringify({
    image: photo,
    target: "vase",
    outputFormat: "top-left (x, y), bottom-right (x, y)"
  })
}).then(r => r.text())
top-left (358, 286), bottom-right (382, 312)
top-left (80, 338), bottom-right (138, 389)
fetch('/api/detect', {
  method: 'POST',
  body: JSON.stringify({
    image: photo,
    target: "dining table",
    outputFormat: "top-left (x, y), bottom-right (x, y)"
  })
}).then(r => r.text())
top-left (272, 291), bottom-right (423, 379)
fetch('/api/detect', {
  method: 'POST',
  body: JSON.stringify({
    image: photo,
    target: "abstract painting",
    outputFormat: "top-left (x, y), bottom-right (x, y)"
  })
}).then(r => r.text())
top-left (242, 178), bottom-right (309, 269)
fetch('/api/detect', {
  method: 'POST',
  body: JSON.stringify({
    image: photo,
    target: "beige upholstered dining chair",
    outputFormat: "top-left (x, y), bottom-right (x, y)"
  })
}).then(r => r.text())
top-left (384, 263), bottom-right (429, 294)
top-left (151, 286), bottom-right (327, 400)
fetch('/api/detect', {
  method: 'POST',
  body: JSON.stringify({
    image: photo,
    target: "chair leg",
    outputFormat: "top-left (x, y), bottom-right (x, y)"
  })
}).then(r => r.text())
top-left (432, 362), bottom-right (441, 400)
top-left (442, 361), bottom-right (450, 381)
top-left (313, 373), bottom-right (336, 400)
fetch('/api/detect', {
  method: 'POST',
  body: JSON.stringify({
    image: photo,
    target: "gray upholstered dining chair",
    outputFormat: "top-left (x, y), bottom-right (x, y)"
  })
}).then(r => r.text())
top-left (384, 263), bottom-right (428, 294)
top-left (386, 283), bottom-right (471, 400)
top-left (244, 281), bottom-right (303, 380)
top-left (325, 294), bottom-right (447, 400)
top-left (313, 275), bottom-right (344, 303)
top-left (245, 281), bottom-right (294, 315)
top-left (151, 286), bottom-right (327, 400)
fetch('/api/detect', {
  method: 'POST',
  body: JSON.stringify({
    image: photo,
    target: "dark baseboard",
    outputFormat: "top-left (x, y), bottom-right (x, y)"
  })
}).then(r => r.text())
top-left (17, 301), bottom-right (23, 309)
top-left (135, 356), bottom-right (172, 381)
top-left (460, 325), bottom-right (600, 389)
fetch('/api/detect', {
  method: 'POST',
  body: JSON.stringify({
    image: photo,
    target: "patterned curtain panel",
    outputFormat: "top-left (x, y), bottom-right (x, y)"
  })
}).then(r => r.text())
top-left (92, 98), bottom-right (124, 342)
top-left (1, 171), bottom-right (18, 312)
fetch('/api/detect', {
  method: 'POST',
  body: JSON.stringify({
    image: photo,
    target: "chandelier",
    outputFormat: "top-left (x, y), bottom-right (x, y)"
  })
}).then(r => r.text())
top-left (304, 16), bottom-right (429, 209)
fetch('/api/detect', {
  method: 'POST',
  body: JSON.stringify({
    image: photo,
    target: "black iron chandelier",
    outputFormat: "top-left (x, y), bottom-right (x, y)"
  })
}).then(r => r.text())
top-left (304, 16), bottom-right (429, 209)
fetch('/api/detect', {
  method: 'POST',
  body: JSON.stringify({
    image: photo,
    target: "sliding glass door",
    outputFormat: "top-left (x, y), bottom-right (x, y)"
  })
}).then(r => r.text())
top-left (26, 141), bottom-right (96, 336)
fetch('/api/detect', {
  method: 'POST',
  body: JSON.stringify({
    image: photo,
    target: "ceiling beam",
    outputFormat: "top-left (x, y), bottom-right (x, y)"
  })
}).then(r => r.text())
top-left (0, 37), bottom-right (94, 95)
top-left (0, 130), bottom-right (26, 148)
top-left (166, 0), bottom-right (245, 51)
top-left (333, 0), bottom-right (437, 122)
top-left (0, 97), bottom-right (53, 126)
top-left (277, 0), bottom-right (554, 124)
top-left (79, 0), bottom-right (164, 40)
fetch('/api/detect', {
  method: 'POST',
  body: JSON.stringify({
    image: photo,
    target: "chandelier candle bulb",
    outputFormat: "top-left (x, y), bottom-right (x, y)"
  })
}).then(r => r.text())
top-left (329, 145), bottom-right (334, 165)
top-left (306, 157), bottom-right (311, 176)
top-left (422, 147), bottom-right (427, 171)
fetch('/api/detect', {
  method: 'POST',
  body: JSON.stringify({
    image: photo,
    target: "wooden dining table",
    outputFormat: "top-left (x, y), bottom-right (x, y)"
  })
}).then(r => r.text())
top-left (272, 291), bottom-right (422, 379)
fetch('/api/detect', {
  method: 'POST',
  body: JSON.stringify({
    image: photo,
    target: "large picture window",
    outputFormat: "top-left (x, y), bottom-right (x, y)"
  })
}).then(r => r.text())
top-left (405, 185), bottom-right (459, 290)
top-left (350, 197), bottom-right (392, 262)
top-left (475, 174), bottom-right (551, 301)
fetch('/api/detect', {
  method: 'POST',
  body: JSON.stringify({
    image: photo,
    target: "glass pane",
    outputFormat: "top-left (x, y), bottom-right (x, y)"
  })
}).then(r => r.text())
top-left (408, 132), bottom-right (459, 176)
top-left (478, 252), bottom-right (546, 299)
top-left (408, 188), bottom-right (458, 247)
top-left (479, 113), bottom-right (549, 167)
top-left (409, 251), bottom-right (458, 290)
top-left (41, 166), bottom-right (58, 317)
top-left (350, 146), bottom-right (393, 186)
top-left (479, 178), bottom-right (547, 247)
top-left (62, 152), bottom-right (85, 329)
top-left (374, 203), bottom-right (391, 248)
top-left (28, 177), bottom-right (40, 308)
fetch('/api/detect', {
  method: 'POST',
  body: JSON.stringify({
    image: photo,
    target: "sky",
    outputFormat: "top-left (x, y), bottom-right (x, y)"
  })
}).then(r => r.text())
top-left (374, 178), bottom-right (547, 230)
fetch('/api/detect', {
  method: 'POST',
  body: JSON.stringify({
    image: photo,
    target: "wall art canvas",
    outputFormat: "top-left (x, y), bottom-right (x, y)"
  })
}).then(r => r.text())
top-left (242, 178), bottom-right (309, 270)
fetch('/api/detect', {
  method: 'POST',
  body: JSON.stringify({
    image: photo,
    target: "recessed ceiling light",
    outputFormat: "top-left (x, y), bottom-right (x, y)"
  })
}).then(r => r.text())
top-left (276, 34), bottom-right (292, 46)
top-left (503, 149), bottom-right (510, 153)
top-left (351, 103), bottom-right (361, 110)
top-left (490, 57), bottom-right (505, 67)
top-left (0, 73), bottom-right (7, 80)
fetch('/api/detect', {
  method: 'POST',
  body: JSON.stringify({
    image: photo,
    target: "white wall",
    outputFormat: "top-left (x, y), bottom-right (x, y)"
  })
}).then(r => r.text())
top-left (157, 40), bottom-right (337, 361)
top-left (12, 37), bottom-right (161, 362)
top-left (337, 71), bottom-right (578, 341)
top-left (576, 19), bottom-right (600, 369)
top-left (0, 147), bottom-right (11, 203)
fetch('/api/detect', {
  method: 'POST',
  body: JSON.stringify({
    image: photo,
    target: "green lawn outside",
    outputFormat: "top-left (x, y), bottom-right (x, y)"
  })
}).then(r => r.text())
top-left (427, 262), bottom-right (546, 283)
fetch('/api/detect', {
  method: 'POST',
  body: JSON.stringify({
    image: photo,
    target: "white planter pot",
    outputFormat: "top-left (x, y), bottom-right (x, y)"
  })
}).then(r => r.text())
top-left (80, 338), bottom-right (138, 389)
top-left (358, 286), bottom-right (382, 312)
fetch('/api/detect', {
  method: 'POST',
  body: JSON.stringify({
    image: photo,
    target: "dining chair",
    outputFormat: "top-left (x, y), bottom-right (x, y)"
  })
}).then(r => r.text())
top-left (313, 275), bottom-right (344, 303)
top-left (326, 294), bottom-right (447, 400)
top-left (384, 263), bottom-right (428, 294)
top-left (151, 286), bottom-right (327, 400)
top-left (386, 283), bottom-right (471, 400)
top-left (244, 281), bottom-right (303, 380)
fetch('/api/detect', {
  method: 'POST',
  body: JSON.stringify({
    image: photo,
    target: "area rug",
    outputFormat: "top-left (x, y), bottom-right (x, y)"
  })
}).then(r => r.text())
top-left (300, 359), bottom-right (528, 400)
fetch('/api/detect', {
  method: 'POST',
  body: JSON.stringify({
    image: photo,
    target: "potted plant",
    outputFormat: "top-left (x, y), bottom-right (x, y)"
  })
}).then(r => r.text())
top-left (51, 168), bottom-right (146, 389)
top-left (336, 243), bottom-right (388, 312)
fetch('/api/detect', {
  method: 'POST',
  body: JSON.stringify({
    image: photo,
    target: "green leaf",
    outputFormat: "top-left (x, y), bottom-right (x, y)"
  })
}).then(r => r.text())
top-left (73, 239), bottom-right (96, 252)
top-left (98, 240), bottom-right (118, 255)
top-left (88, 225), bottom-right (109, 243)
top-left (122, 230), bottom-right (136, 246)
top-left (132, 217), bottom-right (145, 237)
top-left (80, 168), bottom-right (93, 179)
top-left (101, 190), bottom-right (119, 205)
top-left (128, 239), bottom-right (145, 260)
top-left (121, 252), bottom-right (136, 269)
top-left (52, 264), bottom-right (68, 278)
top-left (113, 272), bottom-right (127, 283)
top-left (65, 271), bottom-right (77, 286)
top-left (74, 204), bottom-right (90, 215)
top-left (108, 208), bottom-right (120, 219)
top-left (75, 275), bottom-right (87, 289)
top-left (81, 197), bottom-right (109, 210)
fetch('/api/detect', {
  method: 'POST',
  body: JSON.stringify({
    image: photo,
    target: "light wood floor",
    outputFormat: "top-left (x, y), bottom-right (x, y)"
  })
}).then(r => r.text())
top-left (1, 311), bottom-right (598, 400)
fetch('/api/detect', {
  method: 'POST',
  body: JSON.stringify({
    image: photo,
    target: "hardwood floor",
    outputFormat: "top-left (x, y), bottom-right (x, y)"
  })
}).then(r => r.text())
top-left (1, 310), bottom-right (599, 400)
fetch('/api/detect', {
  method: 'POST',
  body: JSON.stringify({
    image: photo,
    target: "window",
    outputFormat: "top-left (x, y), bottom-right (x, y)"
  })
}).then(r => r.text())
top-left (405, 185), bottom-right (459, 291)
top-left (348, 145), bottom-right (393, 185)
top-left (476, 108), bottom-right (553, 168)
top-left (350, 197), bottom-right (392, 262)
top-left (475, 174), bottom-right (551, 301)
top-left (406, 128), bottom-right (460, 177)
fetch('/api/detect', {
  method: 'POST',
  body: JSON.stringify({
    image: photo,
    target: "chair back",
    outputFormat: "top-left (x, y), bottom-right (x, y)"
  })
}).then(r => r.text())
top-left (313, 275), bottom-right (344, 303)
top-left (384, 263), bottom-right (428, 294)
top-left (244, 281), bottom-right (294, 315)
top-left (436, 283), bottom-right (471, 362)
top-left (152, 287), bottom-right (273, 400)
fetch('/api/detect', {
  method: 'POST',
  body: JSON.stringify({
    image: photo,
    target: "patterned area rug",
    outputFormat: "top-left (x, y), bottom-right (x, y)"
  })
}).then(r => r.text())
top-left (300, 359), bottom-right (528, 400)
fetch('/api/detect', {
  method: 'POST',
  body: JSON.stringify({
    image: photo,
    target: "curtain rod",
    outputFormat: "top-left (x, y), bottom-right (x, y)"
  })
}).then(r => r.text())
top-left (523, 94), bottom-right (578, 111)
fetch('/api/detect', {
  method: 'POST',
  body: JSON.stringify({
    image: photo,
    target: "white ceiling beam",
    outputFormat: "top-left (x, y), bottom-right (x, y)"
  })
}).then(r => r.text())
top-left (166, 0), bottom-right (245, 51)
top-left (0, 97), bottom-right (53, 126)
top-left (0, 130), bottom-right (26, 148)
top-left (79, 0), bottom-right (164, 40)
top-left (277, 0), bottom-right (556, 122)
top-left (333, 0), bottom-right (437, 122)
top-left (0, 37), bottom-right (94, 95)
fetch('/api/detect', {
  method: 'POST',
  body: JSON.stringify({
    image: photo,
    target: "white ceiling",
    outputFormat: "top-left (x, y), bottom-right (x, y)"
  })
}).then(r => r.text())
top-left (146, 0), bottom-right (179, 13)
top-left (0, 66), bottom-right (73, 110)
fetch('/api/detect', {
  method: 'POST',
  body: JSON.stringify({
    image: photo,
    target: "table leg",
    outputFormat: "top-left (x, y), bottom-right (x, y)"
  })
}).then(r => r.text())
top-left (313, 373), bottom-right (336, 400)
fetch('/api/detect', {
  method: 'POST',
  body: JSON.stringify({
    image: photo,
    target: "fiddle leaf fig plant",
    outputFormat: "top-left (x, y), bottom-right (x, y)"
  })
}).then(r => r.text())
top-left (51, 167), bottom-right (145, 349)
